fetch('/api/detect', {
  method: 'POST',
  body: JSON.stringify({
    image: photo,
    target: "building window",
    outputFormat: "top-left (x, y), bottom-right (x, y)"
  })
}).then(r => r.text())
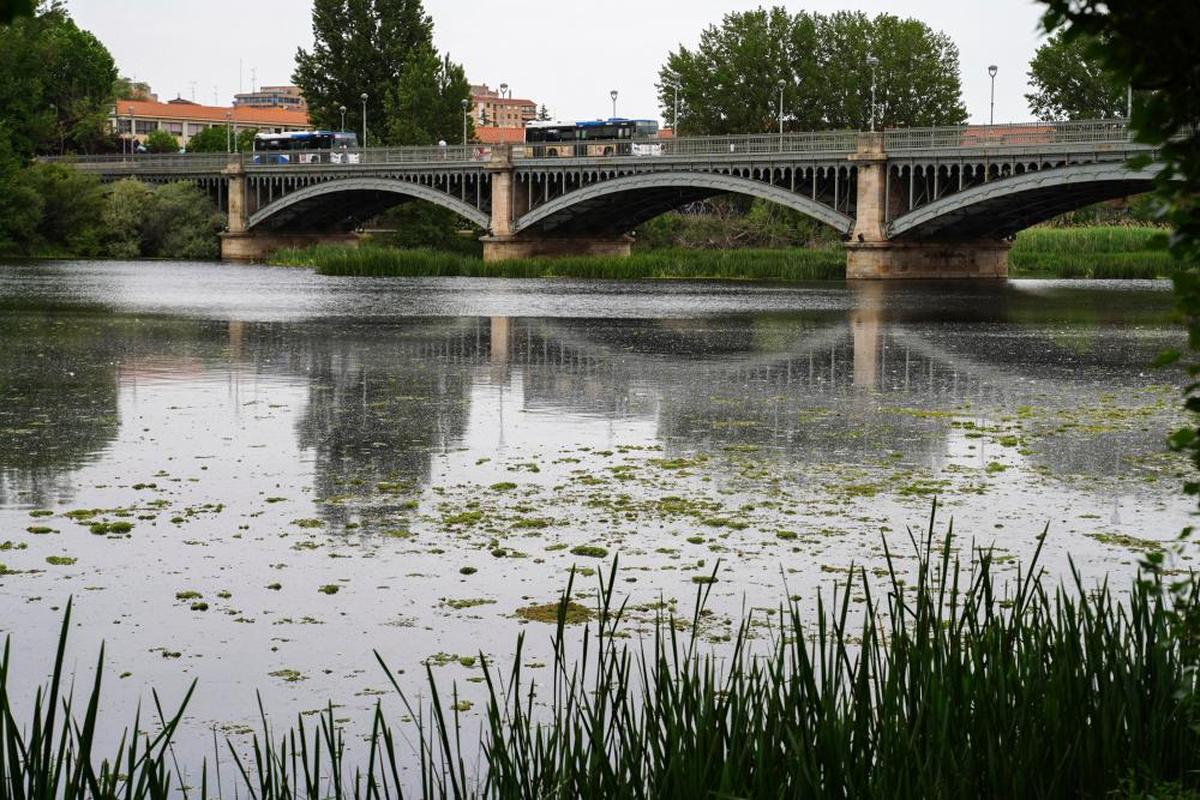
top-left (134, 120), bottom-right (158, 134)
top-left (116, 119), bottom-right (132, 134)
top-left (187, 123), bottom-right (206, 135)
top-left (165, 122), bottom-right (183, 135)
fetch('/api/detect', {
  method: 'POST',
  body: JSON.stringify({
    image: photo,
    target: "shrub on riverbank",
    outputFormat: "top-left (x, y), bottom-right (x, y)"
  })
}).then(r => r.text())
top-left (271, 244), bottom-right (846, 281)
top-left (3, 507), bottom-right (1199, 798)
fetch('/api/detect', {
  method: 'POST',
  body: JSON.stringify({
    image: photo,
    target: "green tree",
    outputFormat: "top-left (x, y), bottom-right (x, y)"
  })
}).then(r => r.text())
top-left (383, 46), bottom-right (472, 145)
top-left (293, 0), bottom-right (434, 136)
top-left (186, 125), bottom-right (257, 153)
top-left (1026, 30), bottom-right (1127, 120)
top-left (538, 104), bottom-right (551, 121)
top-left (184, 125), bottom-right (229, 153)
top-left (0, 1), bottom-right (117, 158)
top-left (0, 131), bottom-right (42, 254)
top-left (141, 182), bottom-right (224, 259)
top-left (22, 161), bottom-right (105, 254)
top-left (102, 179), bottom-right (152, 258)
top-left (657, 8), bottom-right (966, 135)
top-left (144, 128), bottom-right (179, 153)
top-left (0, 0), bottom-right (35, 24)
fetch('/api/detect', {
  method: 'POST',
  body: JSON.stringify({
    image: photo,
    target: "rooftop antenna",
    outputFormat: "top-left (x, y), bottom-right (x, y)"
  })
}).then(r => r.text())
top-left (189, 81), bottom-right (197, 101)
top-left (251, 67), bottom-right (257, 93)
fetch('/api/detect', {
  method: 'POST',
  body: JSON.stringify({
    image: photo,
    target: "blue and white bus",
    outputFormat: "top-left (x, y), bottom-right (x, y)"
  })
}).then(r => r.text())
top-left (524, 118), bottom-right (660, 157)
top-left (252, 131), bottom-right (360, 164)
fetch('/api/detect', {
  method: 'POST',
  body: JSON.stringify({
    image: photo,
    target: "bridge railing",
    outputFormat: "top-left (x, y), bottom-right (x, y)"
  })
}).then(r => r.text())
top-left (513, 130), bottom-right (859, 160)
top-left (885, 119), bottom-right (1133, 152)
top-left (38, 152), bottom-right (237, 171)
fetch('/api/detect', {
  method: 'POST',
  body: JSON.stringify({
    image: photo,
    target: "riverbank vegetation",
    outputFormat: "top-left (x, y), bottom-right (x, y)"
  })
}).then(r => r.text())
top-left (5, 508), bottom-right (1198, 798)
top-left (272, 244), bottom-right (847, 281)
top-left (271, 224), bottom-right (1187, 281)
top-left (0, 165), bottom-right (223, 259)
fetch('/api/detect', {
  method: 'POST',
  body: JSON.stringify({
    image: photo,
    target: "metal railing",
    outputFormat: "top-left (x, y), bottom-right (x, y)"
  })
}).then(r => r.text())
top-left (39, 152), bottom-right (236, 171)
top-left (39, 120), bottom-right (1154, 174)
top-left (514, 130), bottom-right (859, 160)
top-left (884, 119), bottom-right (1134, 152)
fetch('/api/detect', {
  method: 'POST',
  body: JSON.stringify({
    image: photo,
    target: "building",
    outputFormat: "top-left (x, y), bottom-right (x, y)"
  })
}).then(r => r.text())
top-left (470, 84), bottom-right (537, 131)
top-left (110, 99), bottom-right (312, 149)
top-left (233, 85), bottom-right (308, 113)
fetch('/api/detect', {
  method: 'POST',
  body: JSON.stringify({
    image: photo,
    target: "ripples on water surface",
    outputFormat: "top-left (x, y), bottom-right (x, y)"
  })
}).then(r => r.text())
top-left (0, 260), bottom-right (1193, 771)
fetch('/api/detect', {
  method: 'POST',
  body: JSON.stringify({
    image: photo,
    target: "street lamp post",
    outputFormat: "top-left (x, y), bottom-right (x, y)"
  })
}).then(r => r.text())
top-left (988, 65), bottom-right (998, 125)
top-left (670, 82), bottom-right (680, 135)
top-left (128, 106), bottom-right (136, 154)
top-left (225, 112), bottom-right (232, 153)
top-left (610, 90), bottom-right (618, 120)
top-left (500, 82), bottom-right (509, 99)
top-left (867, 55), bottom-right (880, 132)
top-left (777, 78), bottom-right (786, 145)
top-left (339, 105), bottom-right (347, 133)
top-left (360, 92), bottom-right (369, 148)
top-left (462, 98), bottom-right (469, 145)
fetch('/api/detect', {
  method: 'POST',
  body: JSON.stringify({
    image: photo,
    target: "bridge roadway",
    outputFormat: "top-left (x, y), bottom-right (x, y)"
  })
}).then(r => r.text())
top-left (52, 120), bottom-right (1159, 279)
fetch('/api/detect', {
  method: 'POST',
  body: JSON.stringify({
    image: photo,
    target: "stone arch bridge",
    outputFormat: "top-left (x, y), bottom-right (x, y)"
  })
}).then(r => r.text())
top-left (55, 120), bottom-right (1159, 279)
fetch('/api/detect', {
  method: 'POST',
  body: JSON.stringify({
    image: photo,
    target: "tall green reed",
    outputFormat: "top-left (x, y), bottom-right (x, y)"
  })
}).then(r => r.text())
top-left (3, 504), bottom-right (1197, 798)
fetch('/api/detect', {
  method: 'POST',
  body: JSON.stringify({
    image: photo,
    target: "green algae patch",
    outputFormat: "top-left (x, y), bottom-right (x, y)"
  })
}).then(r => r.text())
top-left (692, 575), bottom-right (718, 585)
top-left (459, 566), bottom-right (478, 576)
top-left (489, 482), bottom-right (519, 492)
top-left (570, 545), bottom-right (608, 558)
top-left (28, 510), bottom-right (53, 518)
top-left (292, 518), bottom-right (324, 529)
top-left (445, 598), bottom-right (495, 610)
top-left (516, 600), bottom-right (596, 625)
top-left (175, 591), bottom-right (203, 601)
top-left (1088, 532), bottom-right (1164, 554)
top-left (443, 510), bottom-right (484, 526)
top-left (512, 517), bottom-right (552, 530)
top-left (90, 521), bottom-right (133, 535)
top-left (269, 669), bottom-right (305, 682)
top-left (26, 526), bottom-right (56, 535)
top-left (318, 584), bottom-right (341, 595)
top-left (46, 556), bottom-right (77, 566)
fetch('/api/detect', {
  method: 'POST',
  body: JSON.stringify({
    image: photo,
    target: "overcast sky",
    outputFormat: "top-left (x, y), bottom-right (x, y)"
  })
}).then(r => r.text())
top-left (66, 0), bottom-right (1050, 126)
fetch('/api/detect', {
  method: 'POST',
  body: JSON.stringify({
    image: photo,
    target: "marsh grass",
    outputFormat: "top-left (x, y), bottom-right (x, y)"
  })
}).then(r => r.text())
top-left (270, 245), bottom-right (846, 281)
top-left (3, 505), bottom-right (1199, 798)
top-left (1010, 225), bottom-right (1192, 278)
top-left (274, 225), bottom-right (1191, 282)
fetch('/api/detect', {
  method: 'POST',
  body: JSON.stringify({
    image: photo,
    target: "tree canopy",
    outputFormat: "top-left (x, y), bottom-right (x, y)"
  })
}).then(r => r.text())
top-left (0, 1), bottom-right (117, 158)
top-left (185, 125), bottom-right (257, 153)
top-left (657, 8), bottom-right (967, 136)
top-left (1026, 30), bottom-right (1127, 120)
top-left (1034, 0), bottom-right (1199, 520)
top-left (294, 0), bottom-right (471, 145)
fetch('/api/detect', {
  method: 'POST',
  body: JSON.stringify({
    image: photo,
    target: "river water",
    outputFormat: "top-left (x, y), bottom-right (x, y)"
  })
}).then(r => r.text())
top-left (0, 260), bottom-right (1193, 776)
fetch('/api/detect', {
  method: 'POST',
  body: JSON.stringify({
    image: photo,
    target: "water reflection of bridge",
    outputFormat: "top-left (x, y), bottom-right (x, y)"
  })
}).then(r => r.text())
top-left (0, 283), bottom-right (1178, 510)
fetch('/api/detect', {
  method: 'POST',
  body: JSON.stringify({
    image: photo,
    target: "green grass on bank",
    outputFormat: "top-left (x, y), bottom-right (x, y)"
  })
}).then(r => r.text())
top-left (271, 244), bottom-right (846, 281)
top-left (1009, 225), bottom-right (1189, 278)
top-left (270, 226), bottom-right (1190, 281)
top-left (3, 506), bottom-right (1200, 798)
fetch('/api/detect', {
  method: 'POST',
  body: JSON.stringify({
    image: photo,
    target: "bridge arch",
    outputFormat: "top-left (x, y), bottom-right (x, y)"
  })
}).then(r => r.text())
top-left (247, 177), bottom-right (490, 232)
top-left (512, 171), bottom-right (855, 237)
top-left (888, 161), bottom-right (1160, 241)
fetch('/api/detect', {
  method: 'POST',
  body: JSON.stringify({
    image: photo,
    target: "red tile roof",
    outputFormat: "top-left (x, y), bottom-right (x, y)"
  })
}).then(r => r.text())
top-left (112, 99), bottom-right (311, 128)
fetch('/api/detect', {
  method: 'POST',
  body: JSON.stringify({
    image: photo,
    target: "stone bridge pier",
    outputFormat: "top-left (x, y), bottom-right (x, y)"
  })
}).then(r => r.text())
top-left (479, 147), bottom-right (632, 262)
top-left (847, 133), bottom-right (1009, 280)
